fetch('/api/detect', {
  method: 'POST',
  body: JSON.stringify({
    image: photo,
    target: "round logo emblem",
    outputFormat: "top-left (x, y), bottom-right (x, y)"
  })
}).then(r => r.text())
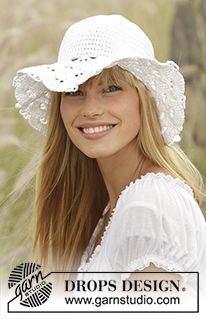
top-left (8, 263), bottom-right (52, 307)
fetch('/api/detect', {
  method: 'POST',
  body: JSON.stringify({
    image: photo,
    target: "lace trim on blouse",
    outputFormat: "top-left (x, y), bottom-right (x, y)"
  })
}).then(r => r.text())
top-left (78, 172), bottom-right (194, 272)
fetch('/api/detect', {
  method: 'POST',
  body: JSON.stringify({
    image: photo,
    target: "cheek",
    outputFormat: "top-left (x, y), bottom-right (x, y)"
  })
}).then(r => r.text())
top-left (121, 96), bottom-right (140, 126)
top-left (130, 94), bottom-right (141, 124)
top-left (60, 100), bottom-right (73, 126)
top-left (60, 100), bottom-right (67, 121)
top-left (124, 100), bottom-right (141, 137)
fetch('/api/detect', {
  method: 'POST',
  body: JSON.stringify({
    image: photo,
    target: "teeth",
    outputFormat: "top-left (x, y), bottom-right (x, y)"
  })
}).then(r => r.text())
top-left (82, 125), bottom-right (114, 134)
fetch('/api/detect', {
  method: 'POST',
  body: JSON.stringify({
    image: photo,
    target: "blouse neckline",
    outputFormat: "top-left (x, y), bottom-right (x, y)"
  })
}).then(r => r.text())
top-left (78, 172), bottom-right (194, 271)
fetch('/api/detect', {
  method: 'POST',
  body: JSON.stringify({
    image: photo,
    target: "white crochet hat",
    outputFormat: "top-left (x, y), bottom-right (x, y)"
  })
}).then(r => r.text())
top-left (13, 14), bottom-right (186, 145)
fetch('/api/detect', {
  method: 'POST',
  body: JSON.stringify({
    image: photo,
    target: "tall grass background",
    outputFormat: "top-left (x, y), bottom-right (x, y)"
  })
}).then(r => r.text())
top-left (0, 0), bottom-right (205, 277)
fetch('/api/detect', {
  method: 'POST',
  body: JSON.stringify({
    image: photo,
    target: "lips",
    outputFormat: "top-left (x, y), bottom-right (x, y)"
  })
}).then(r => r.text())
top-left (77, 123), bottom-right (117, 140)
top-left (78, 124), bottom-right (117, 134)
top-left (78, 123), bottom-right (117, 130)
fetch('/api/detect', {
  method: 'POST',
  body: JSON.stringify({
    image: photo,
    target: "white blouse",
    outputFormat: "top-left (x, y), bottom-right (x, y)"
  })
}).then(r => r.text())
top-left (77, 172), bottom-right (206, 291)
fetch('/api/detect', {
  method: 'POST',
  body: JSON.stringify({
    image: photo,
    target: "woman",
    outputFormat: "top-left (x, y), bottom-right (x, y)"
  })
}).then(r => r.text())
top-left (13, 15), bottom-right (206, 291)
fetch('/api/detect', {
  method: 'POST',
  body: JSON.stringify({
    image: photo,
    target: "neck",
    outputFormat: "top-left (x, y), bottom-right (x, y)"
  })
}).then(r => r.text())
top-left (97, 142), bottom-right (148, 209)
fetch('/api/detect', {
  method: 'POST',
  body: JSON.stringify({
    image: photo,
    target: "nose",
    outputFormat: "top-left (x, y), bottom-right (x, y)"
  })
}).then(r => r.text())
top-left (81, 95), bottom-right (104, 118)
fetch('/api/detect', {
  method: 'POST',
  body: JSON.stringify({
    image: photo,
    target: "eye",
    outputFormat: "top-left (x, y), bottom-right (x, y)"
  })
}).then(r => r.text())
top-left (63, 90), bottom-right (83, 97)
top-left (103, 85), bottom-right (122, 93)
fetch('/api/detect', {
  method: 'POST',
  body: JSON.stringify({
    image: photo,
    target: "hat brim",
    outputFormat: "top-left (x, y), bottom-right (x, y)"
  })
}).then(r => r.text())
top-left (13, 56), bottom-right (185, 145)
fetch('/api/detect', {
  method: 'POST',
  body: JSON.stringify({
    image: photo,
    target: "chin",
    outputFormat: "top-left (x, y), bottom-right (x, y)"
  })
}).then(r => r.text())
top-left (84, 152), bottom-right (108, 159)
top-left (82, 148), bottom-right (114, 159)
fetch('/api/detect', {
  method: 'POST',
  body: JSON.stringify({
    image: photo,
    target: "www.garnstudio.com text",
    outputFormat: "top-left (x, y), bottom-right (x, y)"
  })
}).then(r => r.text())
top-left (64, 294), bottom-right (180, 307)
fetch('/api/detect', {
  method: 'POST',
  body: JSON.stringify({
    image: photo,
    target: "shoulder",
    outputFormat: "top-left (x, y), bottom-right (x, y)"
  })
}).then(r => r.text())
top-left (115, 167), bottom-right (204, 227)
top-left (119, 169), bottom-right (194, 209)
top-left (131, 162), bottom-right (193, 199)
top-left (108, 169), bottom-right (206, 276)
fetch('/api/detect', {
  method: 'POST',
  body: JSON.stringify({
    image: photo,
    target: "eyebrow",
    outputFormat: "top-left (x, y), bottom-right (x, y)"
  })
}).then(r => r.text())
top-left (79, 80), bottom-right (105, 90)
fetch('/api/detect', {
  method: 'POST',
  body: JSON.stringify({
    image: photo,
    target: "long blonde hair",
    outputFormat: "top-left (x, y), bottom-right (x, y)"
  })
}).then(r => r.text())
top-left (33, 66), bottom-right (205, 271)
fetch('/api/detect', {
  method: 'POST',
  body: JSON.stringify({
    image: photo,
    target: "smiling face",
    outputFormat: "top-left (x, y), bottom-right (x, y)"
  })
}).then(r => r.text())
top-left (60, 67), bottom-right (141, 159)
